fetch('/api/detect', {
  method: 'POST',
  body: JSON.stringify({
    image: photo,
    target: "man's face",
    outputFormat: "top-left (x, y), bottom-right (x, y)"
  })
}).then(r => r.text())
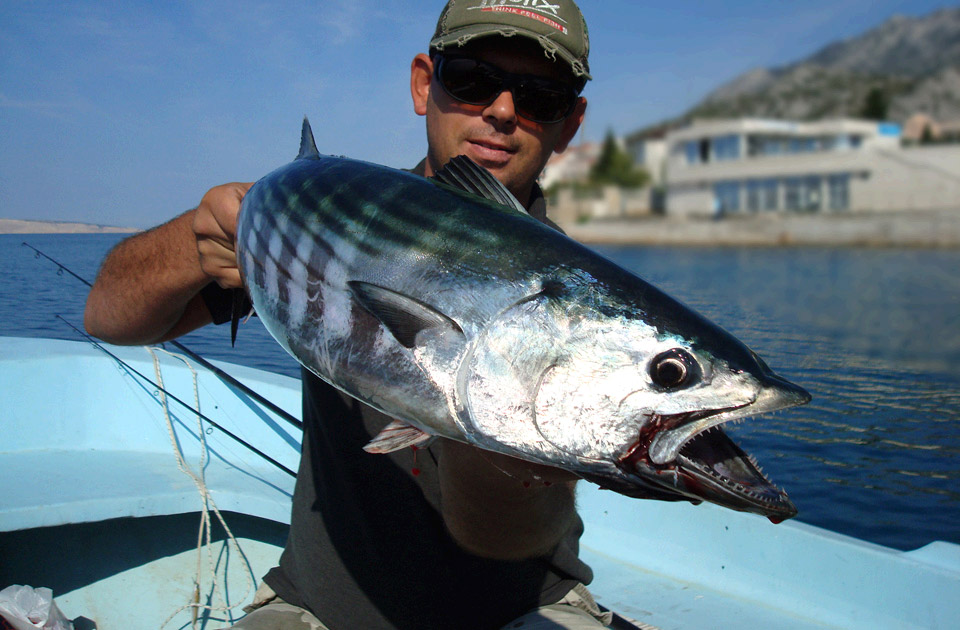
top-left (412, 38), bottom-right (586, 205)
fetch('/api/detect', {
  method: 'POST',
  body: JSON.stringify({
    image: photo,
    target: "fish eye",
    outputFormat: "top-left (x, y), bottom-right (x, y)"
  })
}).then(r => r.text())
top-left (650, 349), bottom-right (700, 390)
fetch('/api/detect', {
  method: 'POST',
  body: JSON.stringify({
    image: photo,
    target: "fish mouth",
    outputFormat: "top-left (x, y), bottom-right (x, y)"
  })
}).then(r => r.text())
top-left (619, 380), bottom-right (810, 521)
top-left (677, 422), bottom-right (796, 522)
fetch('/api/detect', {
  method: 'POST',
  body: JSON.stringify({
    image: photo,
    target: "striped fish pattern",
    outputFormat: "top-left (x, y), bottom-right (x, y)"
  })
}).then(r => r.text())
top-left (235, 119), bottom-right (810, 521)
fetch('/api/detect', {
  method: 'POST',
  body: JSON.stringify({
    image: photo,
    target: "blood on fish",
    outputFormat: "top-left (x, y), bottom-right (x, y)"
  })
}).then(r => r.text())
top-left (411, 445), bottom-right (420, 476)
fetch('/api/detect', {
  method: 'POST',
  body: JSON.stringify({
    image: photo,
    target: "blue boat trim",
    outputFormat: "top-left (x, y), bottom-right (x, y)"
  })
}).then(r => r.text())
top-left (2, 336), bottom-right (958, 629)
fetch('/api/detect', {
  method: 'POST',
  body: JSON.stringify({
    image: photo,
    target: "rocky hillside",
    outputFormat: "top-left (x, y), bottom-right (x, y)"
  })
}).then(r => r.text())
top-left (686, 7), bottom-right (960, 122)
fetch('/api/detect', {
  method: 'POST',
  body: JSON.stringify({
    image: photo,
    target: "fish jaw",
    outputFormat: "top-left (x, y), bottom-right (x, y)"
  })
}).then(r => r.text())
top-left (611, 377), bottom-right (810, 521)
top-left (649, 372), bottom-right (811, 465)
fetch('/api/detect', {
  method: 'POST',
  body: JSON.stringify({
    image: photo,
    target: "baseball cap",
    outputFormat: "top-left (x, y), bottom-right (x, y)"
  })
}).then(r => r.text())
top-left (429, 0), bottom-right (591, 82)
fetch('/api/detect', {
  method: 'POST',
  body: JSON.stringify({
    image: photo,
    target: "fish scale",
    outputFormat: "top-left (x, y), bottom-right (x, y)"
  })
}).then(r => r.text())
top-left (235, 118), bottom-right (812, 521)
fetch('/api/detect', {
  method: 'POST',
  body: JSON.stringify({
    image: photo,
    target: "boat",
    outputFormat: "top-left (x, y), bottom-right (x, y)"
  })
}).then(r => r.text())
top-left (2, 336), bottom-right (958, 629)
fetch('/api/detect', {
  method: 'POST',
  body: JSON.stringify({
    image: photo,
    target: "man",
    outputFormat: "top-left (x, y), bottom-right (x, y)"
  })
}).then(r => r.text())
top-left (85, 2), bottom-right (608, 628)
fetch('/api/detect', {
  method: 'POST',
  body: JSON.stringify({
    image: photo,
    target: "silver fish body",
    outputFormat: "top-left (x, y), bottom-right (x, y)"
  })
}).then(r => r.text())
top-left (236, 120), bottom-right (810, 521)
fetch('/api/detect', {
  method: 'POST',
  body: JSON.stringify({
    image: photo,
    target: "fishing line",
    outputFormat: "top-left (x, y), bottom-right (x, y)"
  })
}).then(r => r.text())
top-left (22, 241), bottom-right (303, 431)
top-left (25, 242), bottom-right (290, 626)
top-left (56, 314), bottom-right (297, 478)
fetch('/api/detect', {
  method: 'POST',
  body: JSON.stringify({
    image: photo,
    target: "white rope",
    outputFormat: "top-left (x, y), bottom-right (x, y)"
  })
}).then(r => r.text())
top-left (150, 347), bottom-right (254, 629)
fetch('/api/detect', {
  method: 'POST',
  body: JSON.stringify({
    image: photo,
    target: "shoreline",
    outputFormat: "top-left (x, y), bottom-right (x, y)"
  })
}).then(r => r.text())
top-left (0, 219), bottom-right (138, 235)
top-left (558, 209), bottom-right (960, 248)
top-left (7, 212), bottom-right (960, 248)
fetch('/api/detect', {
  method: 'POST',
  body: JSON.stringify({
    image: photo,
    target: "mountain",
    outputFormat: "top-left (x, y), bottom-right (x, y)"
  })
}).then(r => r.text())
top-left (685, 7), bottom-right (960, 123)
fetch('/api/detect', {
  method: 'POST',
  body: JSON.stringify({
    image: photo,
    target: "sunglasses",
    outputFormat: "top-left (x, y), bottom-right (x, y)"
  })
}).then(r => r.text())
top-left (433, 55), bottom-right (581, 124)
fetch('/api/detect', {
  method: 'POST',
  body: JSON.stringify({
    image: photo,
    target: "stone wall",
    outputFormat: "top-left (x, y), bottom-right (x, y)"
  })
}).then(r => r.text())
top-left (547, 186), bottom-right (656, 224)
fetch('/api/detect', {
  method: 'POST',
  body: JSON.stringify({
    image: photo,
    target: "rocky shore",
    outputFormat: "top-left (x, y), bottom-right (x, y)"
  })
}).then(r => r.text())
top-left (559, 210), bottom-right (960, 248)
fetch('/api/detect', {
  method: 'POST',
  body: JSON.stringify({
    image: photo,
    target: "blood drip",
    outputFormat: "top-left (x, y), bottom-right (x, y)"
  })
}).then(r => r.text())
top-left (410, 445), bottom-right (421, 476)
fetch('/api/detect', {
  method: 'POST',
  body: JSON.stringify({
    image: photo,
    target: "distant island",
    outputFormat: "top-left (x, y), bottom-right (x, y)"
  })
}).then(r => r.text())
top-left (0, 219), bottom-right (139, 234)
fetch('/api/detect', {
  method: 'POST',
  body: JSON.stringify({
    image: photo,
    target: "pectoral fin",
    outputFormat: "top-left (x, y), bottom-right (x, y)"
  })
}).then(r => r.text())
top-left (364, 419), bottom-right (436, 454)
top-left (348, 281), bottom-right (464, 348)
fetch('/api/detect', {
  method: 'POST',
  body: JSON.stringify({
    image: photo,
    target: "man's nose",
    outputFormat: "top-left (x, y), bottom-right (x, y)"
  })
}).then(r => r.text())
top-left (482, 89), bottom-right (518, 130)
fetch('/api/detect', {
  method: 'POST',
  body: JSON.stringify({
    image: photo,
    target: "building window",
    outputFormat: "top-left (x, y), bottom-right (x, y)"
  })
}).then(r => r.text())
top-left (714, 181), bottom-right (741, 214)
top-left (802, 176), bottom-right (822, 211)
top-left (747, 180), bottom-right (777, 212)
top-left (746, 180), bottom-right (762, 213)
top-left (766, 180), bottom-right (778, 210)
top-left (685, 141), bottom-right (699, 165)
top-left (785, 176), bottom-right (822, 212)
top-left (784, 178), bottom-right (802, 211)
top-left (828, 174), bottom-right (850, 211)
top-left (714, 135), bottom-right (741, 161)
top-left (631, 143), bottom-right (646, 166)
top-left (770, 138), bottom-right (787, 155)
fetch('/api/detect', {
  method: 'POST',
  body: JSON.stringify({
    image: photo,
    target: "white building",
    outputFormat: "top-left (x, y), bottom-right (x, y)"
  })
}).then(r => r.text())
top-left (539, 142), bottom-right (599, 191)
top-left (662, 118), bottom-right (960, 217)
top-left (623, 129), bottom-right (668, 187)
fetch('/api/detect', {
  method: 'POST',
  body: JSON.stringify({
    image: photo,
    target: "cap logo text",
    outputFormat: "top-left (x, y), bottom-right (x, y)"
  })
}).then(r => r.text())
top-left (470, 1), bottom-right (569, 34)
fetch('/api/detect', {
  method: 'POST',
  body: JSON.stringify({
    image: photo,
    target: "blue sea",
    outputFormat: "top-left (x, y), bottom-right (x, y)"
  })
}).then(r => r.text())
top-left (3, 233), bottom-right (959, 551)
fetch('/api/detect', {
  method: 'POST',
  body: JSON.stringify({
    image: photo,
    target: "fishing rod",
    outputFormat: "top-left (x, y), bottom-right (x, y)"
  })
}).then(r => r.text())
top-left (22, 241), bottom-right (302, 431)
top-left (56, 314), bottom-right (297, 478)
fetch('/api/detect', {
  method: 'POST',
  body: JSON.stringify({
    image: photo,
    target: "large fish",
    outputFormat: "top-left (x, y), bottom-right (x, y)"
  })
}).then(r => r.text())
top-left (236, 119), bottom-right (810, 522)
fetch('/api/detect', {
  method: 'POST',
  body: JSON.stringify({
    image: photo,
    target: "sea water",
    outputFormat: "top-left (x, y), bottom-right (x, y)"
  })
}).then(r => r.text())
top-left (3, 233), bottom-right (959, 551)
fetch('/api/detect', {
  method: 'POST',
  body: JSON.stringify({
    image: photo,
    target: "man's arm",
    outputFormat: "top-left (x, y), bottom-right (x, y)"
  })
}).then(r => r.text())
top-left (84, 182), bottom-right (251, 345)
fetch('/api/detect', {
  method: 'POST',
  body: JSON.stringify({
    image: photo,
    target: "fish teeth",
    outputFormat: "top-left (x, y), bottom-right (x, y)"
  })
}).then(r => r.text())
top-left (678, 450), bottom-right (784, 506)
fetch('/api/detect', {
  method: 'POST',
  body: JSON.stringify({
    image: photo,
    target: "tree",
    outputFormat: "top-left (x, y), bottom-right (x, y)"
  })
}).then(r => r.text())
top-left (860, 87), bottom-right (889, 121)
top-left (589, 130), bottom-right (649, 189)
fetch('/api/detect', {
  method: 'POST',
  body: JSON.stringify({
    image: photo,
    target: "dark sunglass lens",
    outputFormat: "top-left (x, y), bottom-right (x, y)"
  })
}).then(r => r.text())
top-left (438, 56), bottom-right (577, 123)
top-left (440, 58), bottom-right (503, 105)
top-left (514, 78), bottom-right (576, 123)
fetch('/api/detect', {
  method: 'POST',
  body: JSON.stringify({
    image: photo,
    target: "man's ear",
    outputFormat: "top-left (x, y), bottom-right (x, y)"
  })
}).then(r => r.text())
top-left (411, 53), bottom-right (433, 116)
top-left (554, 97), bottom-right (587, 154)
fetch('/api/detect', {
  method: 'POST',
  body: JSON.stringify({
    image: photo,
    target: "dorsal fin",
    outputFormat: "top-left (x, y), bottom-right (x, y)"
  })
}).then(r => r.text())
top-left (297, 117), bottom-right (320, 160)
top-left (432, 155), bottom-right (529, 215)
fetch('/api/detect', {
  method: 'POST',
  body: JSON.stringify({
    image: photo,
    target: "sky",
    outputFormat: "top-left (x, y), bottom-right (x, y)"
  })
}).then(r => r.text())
top-left (1, 0), bottom-right (953, 229)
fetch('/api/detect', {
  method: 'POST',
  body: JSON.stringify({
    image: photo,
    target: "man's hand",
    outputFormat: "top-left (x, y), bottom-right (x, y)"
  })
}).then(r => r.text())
top-left (193, 182), bottom-right (253, 289)
top-left (85, 181), bottom-right (252, 345)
